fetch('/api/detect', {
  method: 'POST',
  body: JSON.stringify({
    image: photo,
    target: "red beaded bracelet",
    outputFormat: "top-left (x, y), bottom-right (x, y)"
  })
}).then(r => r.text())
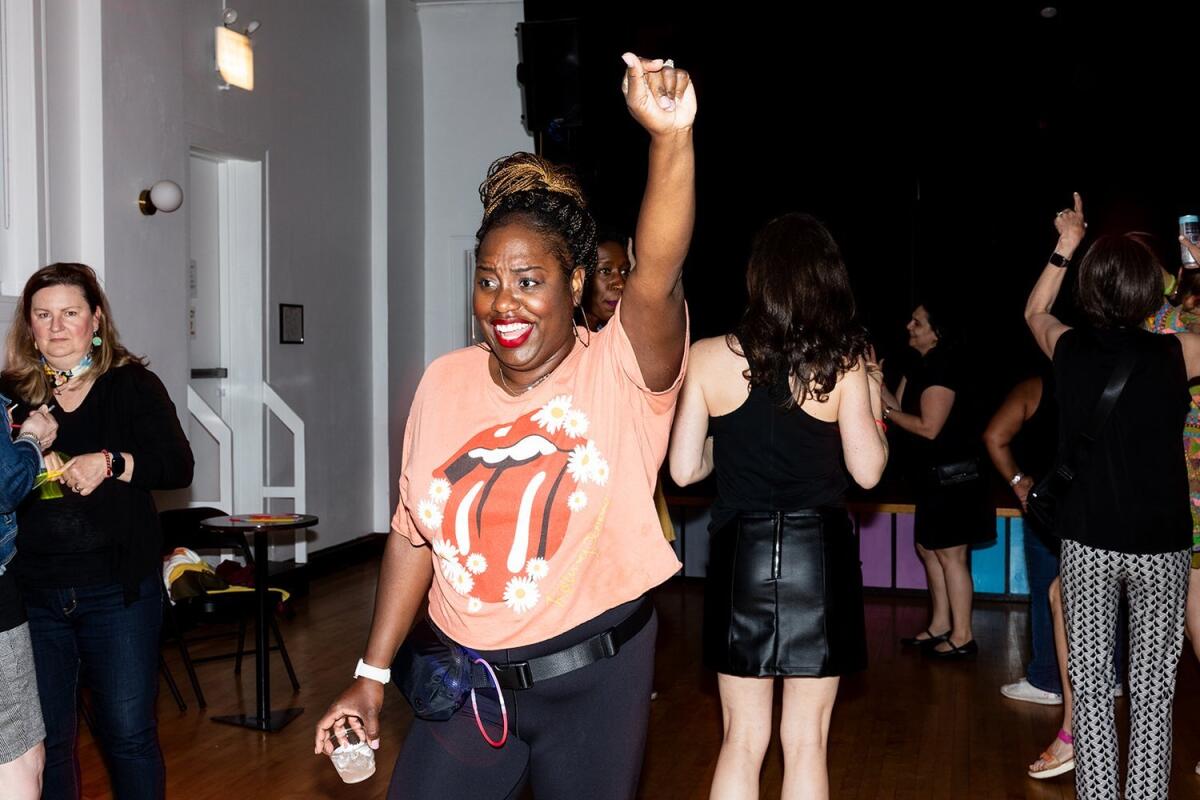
top-left (101, 449), bottom-right (113, 478)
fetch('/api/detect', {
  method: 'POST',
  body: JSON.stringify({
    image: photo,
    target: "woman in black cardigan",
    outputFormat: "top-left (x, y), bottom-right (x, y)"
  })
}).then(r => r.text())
top-left (3, 263), bottom-right (193, 800)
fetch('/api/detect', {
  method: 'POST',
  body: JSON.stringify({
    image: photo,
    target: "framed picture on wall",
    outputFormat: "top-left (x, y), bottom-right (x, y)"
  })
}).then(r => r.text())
top-left (280, 303), bottom-right (304, 344)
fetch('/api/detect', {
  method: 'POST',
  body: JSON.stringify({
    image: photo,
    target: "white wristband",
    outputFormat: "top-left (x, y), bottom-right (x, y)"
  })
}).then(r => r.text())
top-left (354, 658), bottom-right (391, 685)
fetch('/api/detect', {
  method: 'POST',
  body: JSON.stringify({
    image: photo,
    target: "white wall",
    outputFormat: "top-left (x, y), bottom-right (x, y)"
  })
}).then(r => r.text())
top-left (182, 0), bottom-right (375, 551)
top-left (46, 0), bottom-right (107, 278)
top-left (98, 0), bottom-right (188, 411)
top-left (386, 0), bottom-right (426, 516)
top-left (416, 0), bottom-right (532, 364)
top-left (34, 0), bottom-right (531, 553)
top-left (94, 0), bottom-right (378, 551)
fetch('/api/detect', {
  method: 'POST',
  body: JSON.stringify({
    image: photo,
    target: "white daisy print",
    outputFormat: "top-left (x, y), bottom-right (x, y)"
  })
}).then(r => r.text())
top-left (531, 395), bottom-right (573, 434)
top-left (449, 567), bottom-right (475, 596)
top-left (467, 597), bottom-right (483, 613)
top-left (567, 440), bottom-right (602, 484)
top-left (441, 558), bottom-right (465, 582)
top-left (417, 500), bottom-right (444, 531)
top-left (525, 557), bottom-right (550, 581)
top-left (428, 478), bottom-right (452, 505)
top-left (465, 553), bottom-right (488, 575)
top-left (567, 489), bottom-right (588, 513)
top-left (562, 409), bottom-right (589, 439)
top-left (591, 458), bottom-right (610, 487)
top-left (432, 537), bottom-right (458, 561)
top-left (503, 576), bottom-right (541, 614)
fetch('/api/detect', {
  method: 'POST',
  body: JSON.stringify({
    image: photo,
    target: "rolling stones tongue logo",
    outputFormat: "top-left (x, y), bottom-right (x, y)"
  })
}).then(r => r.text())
top-left (413, 395), bottom-right (608, 615)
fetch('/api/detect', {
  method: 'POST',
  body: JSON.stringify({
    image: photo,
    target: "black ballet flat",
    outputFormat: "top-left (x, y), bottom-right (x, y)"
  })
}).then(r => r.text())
top-left (900, 629), bottom-right (950, 648)
top-left (925, 638), bottom-right (978, 660)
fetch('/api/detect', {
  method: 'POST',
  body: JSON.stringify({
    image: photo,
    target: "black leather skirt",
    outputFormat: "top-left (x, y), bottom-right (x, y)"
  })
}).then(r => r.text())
top-left (703, 507), bottom-right (867, 677)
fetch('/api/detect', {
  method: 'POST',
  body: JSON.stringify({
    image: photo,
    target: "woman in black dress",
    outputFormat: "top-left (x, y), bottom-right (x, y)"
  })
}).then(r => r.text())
top-left (884, 302), bottom-right (993, 659)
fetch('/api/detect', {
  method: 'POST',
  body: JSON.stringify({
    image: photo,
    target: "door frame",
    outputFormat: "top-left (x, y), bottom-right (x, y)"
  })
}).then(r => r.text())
top-left (188, 142), bottom-right (265, 515)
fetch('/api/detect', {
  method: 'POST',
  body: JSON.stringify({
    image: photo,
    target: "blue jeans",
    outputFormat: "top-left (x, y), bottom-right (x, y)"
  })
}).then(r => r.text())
top-left (1024, 525), bottom-right (1127, 693)
top-left (1025, 524), bottom-right (1062, 694)
top-left (22, 574), bottom-right (164, 799)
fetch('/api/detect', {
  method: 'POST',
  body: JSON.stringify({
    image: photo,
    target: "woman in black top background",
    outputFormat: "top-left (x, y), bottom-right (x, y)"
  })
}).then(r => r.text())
top-left (582, 229), bottom-right (632, 332)
top-left (1026, 194), bottom-right (1200, 798)
top-left (3, 263), bottom-right (193, 800)
top-left (884, 303), bottom-right (993, 659)
top-left (670, 213), bottom-right (888, 799)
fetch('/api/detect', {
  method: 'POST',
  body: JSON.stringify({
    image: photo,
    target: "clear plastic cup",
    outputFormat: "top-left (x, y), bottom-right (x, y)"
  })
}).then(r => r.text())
top-left (329, 726), bottom-right (376, 784)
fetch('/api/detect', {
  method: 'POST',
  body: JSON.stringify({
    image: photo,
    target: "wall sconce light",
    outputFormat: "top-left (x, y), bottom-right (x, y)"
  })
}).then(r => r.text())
top-left (215, 8), bottom-right (260, 92)
top-left (138, 180), bottom-right (184, 216)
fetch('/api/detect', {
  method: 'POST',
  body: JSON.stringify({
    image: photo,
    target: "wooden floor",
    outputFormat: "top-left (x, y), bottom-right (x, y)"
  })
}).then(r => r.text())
top-left (73, 561), bottom-right (1200, 799)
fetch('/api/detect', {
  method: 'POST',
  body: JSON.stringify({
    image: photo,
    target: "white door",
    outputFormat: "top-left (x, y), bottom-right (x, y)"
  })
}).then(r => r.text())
top-left (186, 151), bottom-right (264, 515)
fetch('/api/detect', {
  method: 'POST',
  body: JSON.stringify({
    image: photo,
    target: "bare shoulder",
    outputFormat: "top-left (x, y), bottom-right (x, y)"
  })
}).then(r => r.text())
top-left (1177, 331), bottom-right (1200, 378)
top-left (691, 335), bottom-right (750, 415)
top-left (690, 335), bottom-right (744, 372)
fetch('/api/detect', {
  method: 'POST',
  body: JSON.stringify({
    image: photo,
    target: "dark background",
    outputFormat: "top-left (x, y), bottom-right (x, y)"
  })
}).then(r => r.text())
top-left (517, 1), bottom-right (1200, 498)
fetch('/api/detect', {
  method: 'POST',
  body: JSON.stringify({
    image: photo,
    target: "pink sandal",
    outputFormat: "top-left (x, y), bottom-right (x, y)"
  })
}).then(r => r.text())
top-left (1028, 729), bottom-right (1075, 780)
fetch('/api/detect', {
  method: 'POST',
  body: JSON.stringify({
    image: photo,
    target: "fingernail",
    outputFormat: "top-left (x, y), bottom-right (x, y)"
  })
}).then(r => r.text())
top-left (658, 97), bottom-right (674, 110)
top-left (621, 53), bottom-right (636, 68)
top-left (369, 738), bottom-right (380, 750)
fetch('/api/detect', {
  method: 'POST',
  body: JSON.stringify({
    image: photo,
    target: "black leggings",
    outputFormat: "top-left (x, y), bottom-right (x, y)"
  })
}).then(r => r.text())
top-left (388, 598), bottom-right (657, 800)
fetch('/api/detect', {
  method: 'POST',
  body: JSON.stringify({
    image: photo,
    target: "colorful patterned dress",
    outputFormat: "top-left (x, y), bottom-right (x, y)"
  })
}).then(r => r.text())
top-left (1146, 300), bottom-right (1200, 566)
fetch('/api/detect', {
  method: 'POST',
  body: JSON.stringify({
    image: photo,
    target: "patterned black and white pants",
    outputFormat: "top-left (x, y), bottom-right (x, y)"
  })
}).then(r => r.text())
top-left (1060, 538), bottom-right (1190, 800)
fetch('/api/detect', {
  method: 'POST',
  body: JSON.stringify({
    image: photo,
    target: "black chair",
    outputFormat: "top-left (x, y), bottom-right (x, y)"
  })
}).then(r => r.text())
top-left (159, 506), bottom-right (299, 709)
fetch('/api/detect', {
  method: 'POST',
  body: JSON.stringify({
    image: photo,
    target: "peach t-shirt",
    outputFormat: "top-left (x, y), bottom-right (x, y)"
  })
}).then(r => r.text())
top-left (392, 304), bottom-right (685, 649)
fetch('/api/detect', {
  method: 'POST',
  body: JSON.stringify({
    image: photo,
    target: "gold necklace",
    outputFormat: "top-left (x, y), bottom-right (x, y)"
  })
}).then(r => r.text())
top-left (497, 367), bottom-right (552, 396)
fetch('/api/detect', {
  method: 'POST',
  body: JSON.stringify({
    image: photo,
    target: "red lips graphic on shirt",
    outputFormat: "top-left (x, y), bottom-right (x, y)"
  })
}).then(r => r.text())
top-left (419, 402), bottom-right (603, 605)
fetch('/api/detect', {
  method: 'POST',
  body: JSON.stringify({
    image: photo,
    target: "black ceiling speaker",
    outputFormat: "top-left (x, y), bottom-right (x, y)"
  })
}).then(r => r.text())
top-left (516, 19), bottom-right (583, 140)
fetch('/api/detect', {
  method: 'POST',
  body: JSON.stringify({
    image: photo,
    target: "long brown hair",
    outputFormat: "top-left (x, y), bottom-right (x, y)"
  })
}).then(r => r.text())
top-left (3, 263), bottom-right (145, 404)
top-left (731, 213), bottom-right (868, 407)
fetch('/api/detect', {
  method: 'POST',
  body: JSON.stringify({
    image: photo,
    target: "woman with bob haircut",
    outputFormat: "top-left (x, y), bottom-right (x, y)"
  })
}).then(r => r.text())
top-left (1026, 193), bottom-right (1200, 798)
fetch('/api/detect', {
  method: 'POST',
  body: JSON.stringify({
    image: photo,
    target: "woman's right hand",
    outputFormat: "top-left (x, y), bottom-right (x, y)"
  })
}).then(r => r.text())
top-left (314, 678), bottom-right (384, 756)
top-left (1181, 236), bottom-right (1200, 268)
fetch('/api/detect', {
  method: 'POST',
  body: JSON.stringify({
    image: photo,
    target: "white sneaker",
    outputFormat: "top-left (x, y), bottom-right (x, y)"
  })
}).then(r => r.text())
top-left (1000, 678), bottom-right (1063, 705)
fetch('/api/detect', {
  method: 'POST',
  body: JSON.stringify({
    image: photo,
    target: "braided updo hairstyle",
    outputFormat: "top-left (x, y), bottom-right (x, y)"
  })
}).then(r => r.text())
top-left (475, 153), bottom-right (598, 282)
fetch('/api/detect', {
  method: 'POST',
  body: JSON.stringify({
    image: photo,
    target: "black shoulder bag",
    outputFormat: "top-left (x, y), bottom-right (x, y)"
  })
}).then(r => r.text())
top-left (1025, 345), bottom-right (1138, 531)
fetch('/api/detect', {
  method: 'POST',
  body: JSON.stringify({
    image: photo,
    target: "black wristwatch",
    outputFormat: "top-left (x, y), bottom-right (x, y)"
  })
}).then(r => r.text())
top-left (109, 451), bottom-right (126, 479)
top-left (1049, 251), bottom-right (1072, 269)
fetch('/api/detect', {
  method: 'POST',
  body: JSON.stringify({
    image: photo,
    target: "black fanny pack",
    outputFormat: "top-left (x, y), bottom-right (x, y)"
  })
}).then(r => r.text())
top-left (393, 597), bottom-right (654, 721)
top-left (392, 618), bottom-right (476, 721)
top-left (931, 459), bottom-right (980, 487)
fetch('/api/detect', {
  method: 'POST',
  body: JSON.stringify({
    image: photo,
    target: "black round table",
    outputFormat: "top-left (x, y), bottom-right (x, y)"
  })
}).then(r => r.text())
top-left (199, 513), bottom-right (317, 733)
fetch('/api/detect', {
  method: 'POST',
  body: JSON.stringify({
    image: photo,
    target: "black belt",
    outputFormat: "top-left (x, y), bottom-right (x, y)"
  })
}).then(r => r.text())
top-left (475, 598), bottom-right (654, 691)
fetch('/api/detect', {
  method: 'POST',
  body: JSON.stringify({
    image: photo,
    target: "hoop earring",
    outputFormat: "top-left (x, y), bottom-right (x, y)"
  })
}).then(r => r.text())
top-left (573, 305), bottom-right (591, 348)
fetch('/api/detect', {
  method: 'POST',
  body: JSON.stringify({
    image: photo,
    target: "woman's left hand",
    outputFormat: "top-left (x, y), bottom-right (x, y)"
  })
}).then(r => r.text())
top-left (621, 52), bottom-right (696, 137)
top-left (880, 382), bottom-right (900, 412)
top-left (865, 347), bottom-right (885, 393)
top-left (60, 452), bottom-right (109, 496)
top-left (1053, 192), bottom-right (1086, 254)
